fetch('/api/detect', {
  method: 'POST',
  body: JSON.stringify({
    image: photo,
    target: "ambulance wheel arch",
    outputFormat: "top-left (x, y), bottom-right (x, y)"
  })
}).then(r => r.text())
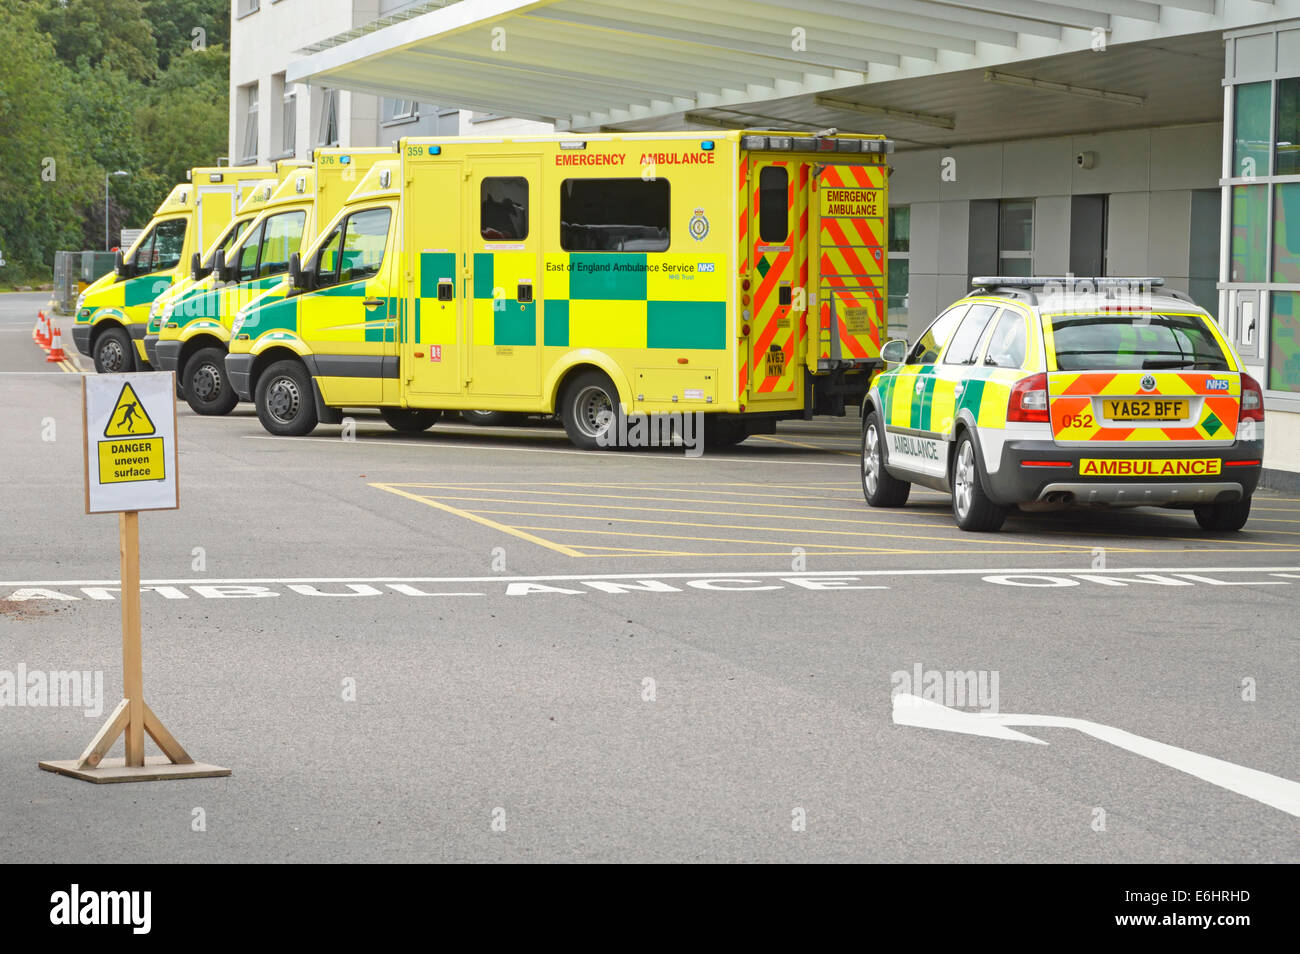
top-left (247, 342), bottom-right (314, 402)
top-left (547, 353), bottom-right (634, 416)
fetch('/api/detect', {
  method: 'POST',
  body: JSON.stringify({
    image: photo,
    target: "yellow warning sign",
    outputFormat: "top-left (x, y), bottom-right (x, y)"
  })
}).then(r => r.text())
top-left (103, 382), bottom-right (156, 438)
top-left (97, 438), bottom-right (166, 483)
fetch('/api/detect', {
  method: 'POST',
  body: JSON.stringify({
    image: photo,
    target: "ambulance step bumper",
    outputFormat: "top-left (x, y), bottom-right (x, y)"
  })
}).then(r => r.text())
top-left (153, 339), bottom-right (180, 372)
top-left (71, 324), bottom-right (92, 356)
top-left (1033, 482), bottom-right (1245, 506)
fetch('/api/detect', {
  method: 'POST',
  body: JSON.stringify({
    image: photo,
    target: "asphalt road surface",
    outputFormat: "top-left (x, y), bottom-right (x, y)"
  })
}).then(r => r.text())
top-left (2, 291), bottom-right (1297, 862)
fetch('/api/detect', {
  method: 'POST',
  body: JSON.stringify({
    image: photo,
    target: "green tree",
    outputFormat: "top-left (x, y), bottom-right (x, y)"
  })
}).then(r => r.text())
top-left (35, 0), bottom-right (158, 82)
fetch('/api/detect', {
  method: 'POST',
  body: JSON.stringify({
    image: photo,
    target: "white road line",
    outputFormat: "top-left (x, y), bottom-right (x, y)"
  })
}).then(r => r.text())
top-left (242, 434), bottom-right (861, 466)
top-left (4, 565), bottom-right (1299, 587)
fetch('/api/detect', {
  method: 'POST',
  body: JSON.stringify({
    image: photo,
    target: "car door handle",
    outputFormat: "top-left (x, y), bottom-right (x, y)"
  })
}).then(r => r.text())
top-left (954, 383), bottom-right (964, 395)
top-left (363, 297), bottom-right (384, 308)
top-left (915, 380), bottom-right (925, 393)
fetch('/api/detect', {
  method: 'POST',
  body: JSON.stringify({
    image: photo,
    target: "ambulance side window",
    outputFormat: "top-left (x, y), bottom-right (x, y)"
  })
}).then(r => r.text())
top-left (560, 178), bottom-right (670, 252)
top-left (983, 310), bottom-right (1028, 369)
top-left (909, 305), bottom-right (968, 365)
top-left (758, 166), bottom-right (788, 243)
top-left (149, 219), bottom-right (187, 273)
top-left (313, 227), bottom-right (343, 287)
top-left (256, 210), bottom-right (307, 277)
top-left (481, 177), bottom-right (529, 241)
top-left (941, 304), bottom-right (997, 365)
top-left (132, 229), bottom-right (157, 274)
top-left (235, 221), bottom-right (265, 283)
top-left (338, 207), bottom-right (392, 285)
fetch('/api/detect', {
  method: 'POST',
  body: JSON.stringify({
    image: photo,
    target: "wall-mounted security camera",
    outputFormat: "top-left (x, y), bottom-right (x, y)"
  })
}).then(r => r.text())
top-left (1076, 150), bottom-right (1097, 170)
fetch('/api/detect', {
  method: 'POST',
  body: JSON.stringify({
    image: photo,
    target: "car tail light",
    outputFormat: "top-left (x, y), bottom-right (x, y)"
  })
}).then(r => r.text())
top-left (1240, 372), bottom-right (1265, 422)
top-left (1007, 373), bottom-right (1050, 423)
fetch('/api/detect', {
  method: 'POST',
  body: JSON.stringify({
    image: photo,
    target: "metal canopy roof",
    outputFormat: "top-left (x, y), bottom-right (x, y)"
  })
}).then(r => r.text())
top-left (285, 0), bottom-right (1269, 134)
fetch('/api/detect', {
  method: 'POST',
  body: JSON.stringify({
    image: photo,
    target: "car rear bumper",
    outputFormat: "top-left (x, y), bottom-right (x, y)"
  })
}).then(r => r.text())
top-left (986, 439), bottom-right (1264, 507)
top-left (226, 353), bottom-right (254, 402)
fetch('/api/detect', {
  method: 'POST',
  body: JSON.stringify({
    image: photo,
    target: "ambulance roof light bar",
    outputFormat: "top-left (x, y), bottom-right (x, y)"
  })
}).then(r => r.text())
top-left (741, 135), bottom-right (894, 154)
top-left (971, 276), bottom-right (1166, 288)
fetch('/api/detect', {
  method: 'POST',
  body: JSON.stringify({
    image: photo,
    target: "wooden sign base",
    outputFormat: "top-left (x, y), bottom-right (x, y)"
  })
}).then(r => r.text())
top-left (40, 511), bottom-right (228, 784)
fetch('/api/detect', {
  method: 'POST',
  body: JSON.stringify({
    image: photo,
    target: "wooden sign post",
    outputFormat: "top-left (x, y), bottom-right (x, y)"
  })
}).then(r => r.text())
top-left (40, 372), bottom-right (228, 783)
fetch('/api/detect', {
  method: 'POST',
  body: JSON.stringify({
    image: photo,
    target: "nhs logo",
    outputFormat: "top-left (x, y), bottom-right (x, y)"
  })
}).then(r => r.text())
top-left (1206, 379), bottom-right (1230, 391)
top-left (697, 262), bottom-right (715, 273)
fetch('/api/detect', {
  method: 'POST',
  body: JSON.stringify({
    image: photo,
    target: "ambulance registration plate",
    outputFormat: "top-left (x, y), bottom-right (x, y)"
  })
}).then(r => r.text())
top-left (1101, 398), bottom-right (1188, 422)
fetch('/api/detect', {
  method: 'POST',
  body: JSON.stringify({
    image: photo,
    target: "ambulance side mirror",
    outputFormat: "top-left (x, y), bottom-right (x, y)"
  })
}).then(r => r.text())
top-left (190, 252), bottom-right (208, 283)
top-left (289, 252), bottom-right (314, 292)
top-left (213, 249), bottom-right (229, 284)
top-left (114, 249), bottom-right (134, 280)
top-left (881, 339), bottom-right (908, 364)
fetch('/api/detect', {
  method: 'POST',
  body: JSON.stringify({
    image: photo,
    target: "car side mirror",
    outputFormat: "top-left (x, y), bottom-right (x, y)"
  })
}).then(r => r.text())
top-left (190, 251), bottom-right (208, 282)
top-left (114, 249), bottom-right (133, 280)
top-left (214, 249), bottom-right (229, 284)
top-left (881, 338), bottom-right (908, 364)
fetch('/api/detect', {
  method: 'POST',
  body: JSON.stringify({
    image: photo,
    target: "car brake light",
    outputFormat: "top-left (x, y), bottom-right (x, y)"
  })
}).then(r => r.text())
top-left (1007, 373), bottom-right (1050, 423)
top-left (1240, 372), bottom-right (1265, 422)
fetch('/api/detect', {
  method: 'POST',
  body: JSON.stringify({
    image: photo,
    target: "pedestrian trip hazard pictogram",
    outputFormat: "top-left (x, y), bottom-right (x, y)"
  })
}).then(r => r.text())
top-left (104, 382), bottom-right (156, 437)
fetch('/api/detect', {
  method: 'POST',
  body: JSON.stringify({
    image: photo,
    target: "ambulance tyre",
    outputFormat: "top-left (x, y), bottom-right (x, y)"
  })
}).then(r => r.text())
top-left (561, 370), bottom-right (622, 450)
top-left (382, 408), bottom-right (441, 433)
top-left (861, 412), bottom-right (910, 508)
top-left (255, 359), bottom-right (318, 437)
top-left (1193, 497), bottom-right (1252, 532)
top-left (951, 432), bottom-right (1006, 532)
top-left (183, 347), bottom-right (238, 416)
top-left (93, 327), bottom-right (136, 373)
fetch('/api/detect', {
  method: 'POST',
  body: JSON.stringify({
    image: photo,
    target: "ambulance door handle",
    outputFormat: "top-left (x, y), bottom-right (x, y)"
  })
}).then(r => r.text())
top-left (954, 383), bottom-right (964, 395)
top-left (363, 297), bottom-right (383, 308)
top-left (915, 380), bottom-right (925, 394)
top-left (517, 282), bottom-right (533, 303)
top-left (437, 281), bottom-right (453, 302)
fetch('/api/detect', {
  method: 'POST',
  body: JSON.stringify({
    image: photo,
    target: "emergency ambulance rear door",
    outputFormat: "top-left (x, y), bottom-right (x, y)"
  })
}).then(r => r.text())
top-left (466, 156), bottom-right (543, 399)
top-left (743, 158), bottom-right (807, 402)
top-left (404, 159), bottom-right (465, 397)
top-left (808, 163), bottom-right (887, 372)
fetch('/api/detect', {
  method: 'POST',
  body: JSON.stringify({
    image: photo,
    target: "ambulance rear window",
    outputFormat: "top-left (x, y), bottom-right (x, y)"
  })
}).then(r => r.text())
top-left (758, 166), bottom-right (788, 243)
top-left (560, 178), bottom-right (669, 252)
top-left (1047, 314), bottom-right (1231, 372)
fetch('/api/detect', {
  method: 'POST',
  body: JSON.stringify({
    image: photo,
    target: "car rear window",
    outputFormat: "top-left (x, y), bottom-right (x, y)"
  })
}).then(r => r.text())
top-left (1046, 314), bottom-right (1231, 372)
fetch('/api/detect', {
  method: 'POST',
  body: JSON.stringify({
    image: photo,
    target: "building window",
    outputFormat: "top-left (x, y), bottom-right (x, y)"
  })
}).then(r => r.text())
top-left (236, 0), bottom-right (259, 17)
top-left (887, 206), bottom-right (909, 336)
top-left (239, 84), bottom-right (259, 163)
top-left (1235, 81), bottom-right (1271, 178)
top-left (1269, 291), bottom-right (1300, 392)
top-left (382, 98), bottom-right (417, 125)
top-left (281, 89), bottom-right (296, 156)
top-left (998, 199), bottom-right (1033, 276)
top-left (559, 178), bottom-right (670, 252)
top-left (481, 177), bottom-right (528, 241)
top-left (1276, 78), bottom-right (1300, 176)
top-left (1231, 185), bottom-right (1266, 283)
top-left (758, 166), bottom-right (789, 243)
top-left (1272, 183), bottom-right (1300, 282)
top-left (317, 89), bottom-right (339, 147)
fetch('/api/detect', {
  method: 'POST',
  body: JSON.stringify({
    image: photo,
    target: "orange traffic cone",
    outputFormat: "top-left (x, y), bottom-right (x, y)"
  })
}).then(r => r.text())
top-left (36, 311), bottom-right (50, 348)
top-left (46, 323), bottom-right (67, 362)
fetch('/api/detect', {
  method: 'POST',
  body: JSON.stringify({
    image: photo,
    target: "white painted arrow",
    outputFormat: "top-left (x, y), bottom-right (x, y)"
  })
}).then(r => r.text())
top-left (892, 694), bottom-right (1300, 818)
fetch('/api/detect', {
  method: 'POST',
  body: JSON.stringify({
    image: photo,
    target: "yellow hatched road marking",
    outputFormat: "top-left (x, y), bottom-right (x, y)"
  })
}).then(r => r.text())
top-left (467, 509), bottom-right (1137, 550)
top-left (369, 482), bottom-right (584, 557)
top-left (752, 434), bottom-right (857, 456)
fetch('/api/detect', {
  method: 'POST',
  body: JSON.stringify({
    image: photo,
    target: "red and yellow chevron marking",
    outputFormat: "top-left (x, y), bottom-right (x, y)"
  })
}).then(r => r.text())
top-left (1048, 371), bottom-right (1241, 442)
top-left (738, 155), bottom-right (749, 397)
top-left (815, 163), bottom-right (885, 363)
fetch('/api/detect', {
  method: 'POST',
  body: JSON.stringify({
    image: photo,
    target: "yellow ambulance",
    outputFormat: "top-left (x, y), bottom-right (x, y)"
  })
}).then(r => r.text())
top-left (151, 148), bottom-right (393, 414)
top-left (224, 131), bottom-right (893, 448)
top-left (72, 166), bottom-right (274, 372)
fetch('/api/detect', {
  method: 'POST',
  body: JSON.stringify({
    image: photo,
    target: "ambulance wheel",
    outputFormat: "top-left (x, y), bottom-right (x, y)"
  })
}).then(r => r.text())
top-left (861, 412), bottom-right (910, 508)
top-left (702, 417), bottom-right (747, 450)
top-left (460, 410), bottom-right (526, 426)
top-left (183, 347), bottom-right (238, 416)
top-left (562, 370), bottom-right (622, 450)
top-left (255, 359), bottom-right (318, 437)
top-left (382, 408), bottom-right (441, 433)
top-left (93, 327), bottom-right (135, 373)
top-left (1194, 497), bottom-right (1252, 531)
top-left (951, 432), bottom-right (1006, 532)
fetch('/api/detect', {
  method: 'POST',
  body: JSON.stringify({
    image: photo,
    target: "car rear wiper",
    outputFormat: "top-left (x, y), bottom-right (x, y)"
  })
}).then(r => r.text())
top-left (1141, 359), bottom-right (1229, 370)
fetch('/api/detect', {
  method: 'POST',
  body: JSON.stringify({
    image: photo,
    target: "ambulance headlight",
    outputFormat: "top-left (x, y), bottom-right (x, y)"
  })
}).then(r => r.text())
top-left (75, 293), bottom-right (86, 312)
